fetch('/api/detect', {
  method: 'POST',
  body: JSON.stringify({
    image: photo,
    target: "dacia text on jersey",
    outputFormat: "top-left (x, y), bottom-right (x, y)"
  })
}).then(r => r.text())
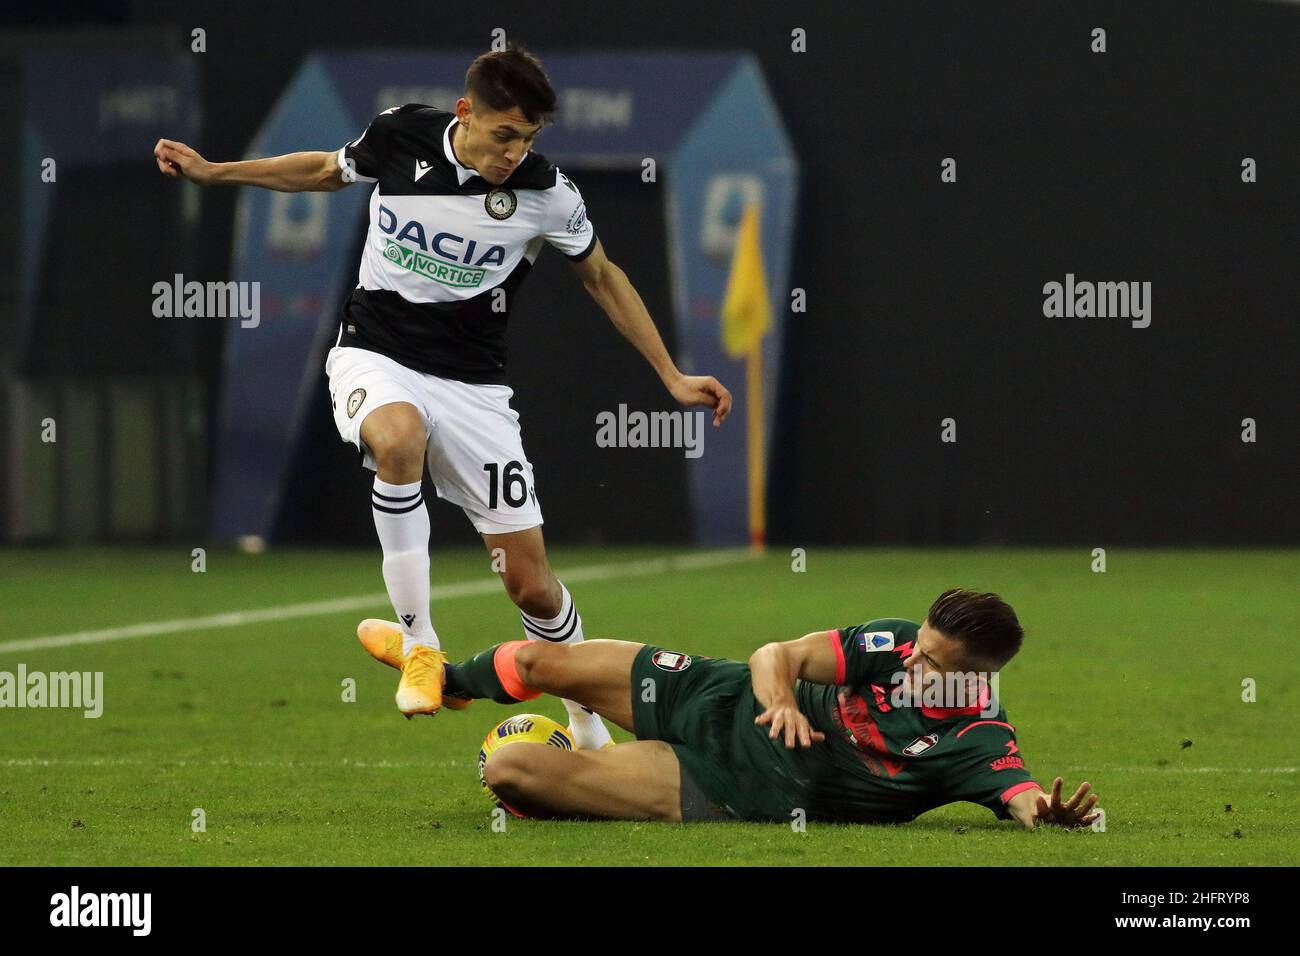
top-left (378, 204), bottom-right (506, 290)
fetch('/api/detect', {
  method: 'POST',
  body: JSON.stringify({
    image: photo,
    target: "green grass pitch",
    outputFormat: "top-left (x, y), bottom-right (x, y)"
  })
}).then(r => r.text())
top-left (0, 546), bottom-right (1295, 866)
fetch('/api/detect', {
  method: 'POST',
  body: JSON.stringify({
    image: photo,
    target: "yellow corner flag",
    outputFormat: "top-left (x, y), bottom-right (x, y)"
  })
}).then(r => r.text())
top-left (719, 201), bottom-right (771, 551)
top-left (720, 202), bottom-right (772, 359)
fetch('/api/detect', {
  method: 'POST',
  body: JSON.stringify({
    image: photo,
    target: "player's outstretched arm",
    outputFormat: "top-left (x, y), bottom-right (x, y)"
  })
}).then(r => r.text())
top-left (748, 632), bottom-right (835, 749)
top-left (571, 240), bottom-right (732, 427)
top-left (154, 139), bottom-right (348, 192)
top-left (1006, 776), bottom-right (1100, 830)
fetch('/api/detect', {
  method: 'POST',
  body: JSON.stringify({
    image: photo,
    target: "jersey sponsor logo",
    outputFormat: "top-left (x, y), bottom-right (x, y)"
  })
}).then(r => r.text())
top-left (382, 239), bottom-right (485, 289)
top-left (832, 690), bottom-right (905, 778)
top-left (376, 203), bottom-right (506, 268)
top-left (902, 733), bottom-right (939, 756)
top-left (990, 755), bottom-right (1026, 771)
top-left (484, 187), bottom-right (517, 220)
top-left (856, 631), bottom-right (895, 653)
top-left (413, 158), bottom-right (434, 183)
top-left (651, 650), bottom-right (692, 672)
top-left (346, 388), bottom-right (366, 419)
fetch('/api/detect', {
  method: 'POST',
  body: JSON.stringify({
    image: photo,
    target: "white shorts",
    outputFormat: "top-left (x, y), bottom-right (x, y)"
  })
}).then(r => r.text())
top-left (325, 345), bottom-right (543, 535)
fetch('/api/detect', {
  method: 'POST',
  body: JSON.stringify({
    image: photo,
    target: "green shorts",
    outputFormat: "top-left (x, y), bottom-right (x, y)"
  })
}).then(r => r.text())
top-left (630, 644), bottom-right (751, 822)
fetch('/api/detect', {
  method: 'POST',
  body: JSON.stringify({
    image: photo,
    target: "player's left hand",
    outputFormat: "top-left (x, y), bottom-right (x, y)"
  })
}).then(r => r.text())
top-left (668, 374), bottom-right (732, 426)
top-left (755, 704), bottom-right (825, 749)
top-left (1033, 776), bottom-right (1100, 828)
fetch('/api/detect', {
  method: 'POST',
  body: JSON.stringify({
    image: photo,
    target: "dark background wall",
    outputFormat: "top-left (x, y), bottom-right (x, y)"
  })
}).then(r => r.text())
top-left (11, 0), bottom-right (1299, 545)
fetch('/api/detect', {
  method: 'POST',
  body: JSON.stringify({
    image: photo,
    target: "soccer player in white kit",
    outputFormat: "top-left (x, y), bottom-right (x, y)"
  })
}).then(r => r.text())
top-left (154, 46), bottom-right (732, 748)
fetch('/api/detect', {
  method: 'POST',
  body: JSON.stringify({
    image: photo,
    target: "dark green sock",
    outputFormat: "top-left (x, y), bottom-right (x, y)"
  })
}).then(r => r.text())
top-left (444, 644), bottom-right (518, 704)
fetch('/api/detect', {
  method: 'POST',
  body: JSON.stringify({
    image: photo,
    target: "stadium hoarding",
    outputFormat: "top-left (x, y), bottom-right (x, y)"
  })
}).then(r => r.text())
top-left (6, 50), bottom-right (201, 542)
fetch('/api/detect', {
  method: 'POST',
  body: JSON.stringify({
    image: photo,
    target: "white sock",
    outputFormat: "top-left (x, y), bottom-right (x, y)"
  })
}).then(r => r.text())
top-left (520, 582), bottom-right (612, 750)
top-left (371, 477), bottom-right (439, 655)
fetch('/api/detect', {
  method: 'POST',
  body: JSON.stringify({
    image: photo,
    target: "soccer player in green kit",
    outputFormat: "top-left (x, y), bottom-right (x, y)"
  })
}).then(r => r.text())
top-left (372, 588), bottom-right (1100, 827)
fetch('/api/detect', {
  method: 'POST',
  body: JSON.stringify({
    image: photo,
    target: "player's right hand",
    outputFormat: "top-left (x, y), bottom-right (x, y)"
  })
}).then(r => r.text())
top-left (1032, 777), bottom-right (1100, 829)
top-left (154, 139), bottom-right (215, 184)
top-left (755, 704), bottom-right (825, 749)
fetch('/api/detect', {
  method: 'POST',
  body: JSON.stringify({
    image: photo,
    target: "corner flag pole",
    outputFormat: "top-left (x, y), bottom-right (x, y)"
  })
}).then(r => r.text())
top-left (720, 201), bottom-right (772, 553)
top-left (747, 338), bottom-right (766, 551)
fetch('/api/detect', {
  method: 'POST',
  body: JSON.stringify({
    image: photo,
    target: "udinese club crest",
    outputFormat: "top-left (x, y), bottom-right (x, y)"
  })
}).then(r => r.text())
top-left (485, 187), bottom-right (517, 220)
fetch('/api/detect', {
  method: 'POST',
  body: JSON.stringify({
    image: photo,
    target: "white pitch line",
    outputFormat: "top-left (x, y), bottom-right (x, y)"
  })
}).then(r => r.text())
top-left (0, 549), bottom-right (757, 655)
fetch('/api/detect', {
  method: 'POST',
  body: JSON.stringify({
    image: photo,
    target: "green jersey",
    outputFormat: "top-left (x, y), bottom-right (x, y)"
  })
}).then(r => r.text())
top-left (725, 619), bottom-right (1039, 822)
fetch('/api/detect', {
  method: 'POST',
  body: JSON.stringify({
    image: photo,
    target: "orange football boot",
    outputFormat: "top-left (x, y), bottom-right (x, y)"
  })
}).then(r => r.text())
top-left (356, 619), bottom-right (471, 712)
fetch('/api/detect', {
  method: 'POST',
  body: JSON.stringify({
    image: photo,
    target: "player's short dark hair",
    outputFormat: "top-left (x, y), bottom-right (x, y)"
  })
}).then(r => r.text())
top-left (926, 588), bottom-right (1023, 669)
top-left (465, 44), bottom-right (557, 125)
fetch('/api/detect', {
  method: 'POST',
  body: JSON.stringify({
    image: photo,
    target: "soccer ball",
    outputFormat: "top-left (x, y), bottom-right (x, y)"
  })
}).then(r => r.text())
top-left (477, 713), bottom-right (574, 812)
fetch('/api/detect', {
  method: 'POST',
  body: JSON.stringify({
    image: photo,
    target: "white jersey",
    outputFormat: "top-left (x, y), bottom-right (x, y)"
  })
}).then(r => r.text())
top-left (335, 104), bottom-right (596, 384)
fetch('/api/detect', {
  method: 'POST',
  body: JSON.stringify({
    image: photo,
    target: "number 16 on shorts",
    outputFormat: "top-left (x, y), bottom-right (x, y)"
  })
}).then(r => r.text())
top-left (483, 460), bottom-right (537, 510)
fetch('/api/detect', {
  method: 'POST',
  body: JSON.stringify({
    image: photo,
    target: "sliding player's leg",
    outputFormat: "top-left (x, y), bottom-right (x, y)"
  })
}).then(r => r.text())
top-left (445, 638), bottom-right (642, 732)
top-left (458, 640), bottom-right (738, 822)
top-left (483, 740), bottom-right (682, 821)
top-left (483, 526), bottom-right (614, 749)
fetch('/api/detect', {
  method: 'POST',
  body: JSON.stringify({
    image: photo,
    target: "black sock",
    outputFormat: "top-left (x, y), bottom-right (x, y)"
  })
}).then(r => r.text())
top-left (444, 644), bottom-right (520, 704)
